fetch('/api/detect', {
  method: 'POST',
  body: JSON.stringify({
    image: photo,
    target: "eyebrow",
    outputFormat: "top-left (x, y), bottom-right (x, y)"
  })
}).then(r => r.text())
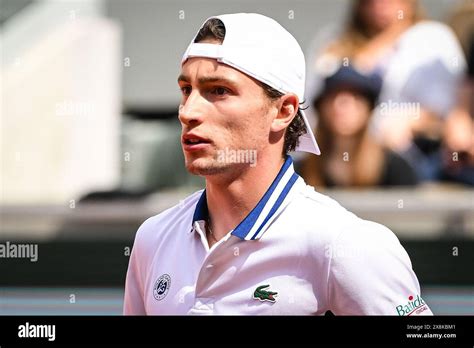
top-left (177, 74), bottom-right (239, 89)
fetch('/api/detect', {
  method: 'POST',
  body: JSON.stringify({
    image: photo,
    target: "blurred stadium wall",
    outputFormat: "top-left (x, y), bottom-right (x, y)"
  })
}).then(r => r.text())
top-left (1, 0), bottom-right (121, 204)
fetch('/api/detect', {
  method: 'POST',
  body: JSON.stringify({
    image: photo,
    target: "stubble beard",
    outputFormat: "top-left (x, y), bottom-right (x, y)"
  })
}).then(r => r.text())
top-left (185, 154), bottom-right (229, 176)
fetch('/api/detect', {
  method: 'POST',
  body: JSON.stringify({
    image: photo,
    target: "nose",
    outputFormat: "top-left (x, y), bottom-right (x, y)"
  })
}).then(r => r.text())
top-left (334, 92), bottom-right (355, 111)
top-left (178, 90), bottom-right (206, 126)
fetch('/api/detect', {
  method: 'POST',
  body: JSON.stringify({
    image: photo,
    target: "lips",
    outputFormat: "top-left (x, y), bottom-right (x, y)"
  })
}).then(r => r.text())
top-left (182, 133), bottom-right (212, 152)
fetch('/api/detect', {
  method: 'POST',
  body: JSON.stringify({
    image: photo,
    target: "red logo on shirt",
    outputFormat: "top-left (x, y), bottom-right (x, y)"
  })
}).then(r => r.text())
top-left (395, 294), bottom-right (427, 316)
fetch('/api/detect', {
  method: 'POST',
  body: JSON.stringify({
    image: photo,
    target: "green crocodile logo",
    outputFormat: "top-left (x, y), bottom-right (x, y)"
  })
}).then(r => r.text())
top-left (253, 284), bottom-right (278, 303)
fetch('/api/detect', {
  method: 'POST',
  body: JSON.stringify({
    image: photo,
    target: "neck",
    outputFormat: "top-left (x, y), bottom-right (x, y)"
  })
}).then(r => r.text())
top-left (205, 153), bottom-right (285, 241)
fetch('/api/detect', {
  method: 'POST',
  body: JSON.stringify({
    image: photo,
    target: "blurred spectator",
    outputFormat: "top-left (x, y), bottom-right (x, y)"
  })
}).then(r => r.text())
top-left (441, 1), bottom-right (474, 185)
top-left (300, 65), bottom-right (418, 188)
top-left (306, 0), bottom-right (466, 182)
top-left (448, 0), bottom-right (474, 61)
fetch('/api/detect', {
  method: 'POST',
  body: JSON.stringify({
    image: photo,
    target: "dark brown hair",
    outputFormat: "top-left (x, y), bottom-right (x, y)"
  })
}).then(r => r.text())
top-left (194, 18), bottom-right (307, 155)
top-left (301, 90), bottom-right (384, 188)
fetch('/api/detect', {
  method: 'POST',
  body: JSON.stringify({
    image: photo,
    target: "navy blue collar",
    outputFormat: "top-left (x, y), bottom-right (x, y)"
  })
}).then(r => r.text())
top-left (192, 156), bottom-right (300, 240)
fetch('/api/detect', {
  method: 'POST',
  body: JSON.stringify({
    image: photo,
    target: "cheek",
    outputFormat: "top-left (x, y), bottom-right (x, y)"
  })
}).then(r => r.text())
top-left (217, 99), bottom-right (270, 147)
top-left (319, 102), bottom-right (338, 130)
top-left (353, 104), bottom-right (371, 129)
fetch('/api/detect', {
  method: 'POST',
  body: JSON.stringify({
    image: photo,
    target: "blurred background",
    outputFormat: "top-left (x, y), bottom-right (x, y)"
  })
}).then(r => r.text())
top-left (0, 0), bottom-right (473, 315)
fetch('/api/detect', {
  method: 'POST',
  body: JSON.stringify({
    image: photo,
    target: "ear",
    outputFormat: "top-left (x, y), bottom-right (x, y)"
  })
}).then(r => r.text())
top-left (270, 93), bottom-right (299, 133)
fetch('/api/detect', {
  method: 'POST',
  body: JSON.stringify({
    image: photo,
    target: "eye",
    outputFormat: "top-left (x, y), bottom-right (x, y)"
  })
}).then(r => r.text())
top-left (212, 87), bottom-right (230, 96)
top-left (180, 86), bottom-right (191, 96)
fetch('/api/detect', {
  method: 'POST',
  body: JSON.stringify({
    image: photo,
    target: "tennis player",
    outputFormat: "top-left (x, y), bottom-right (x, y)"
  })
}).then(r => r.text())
top-left (124, 13), bottom-right (432, 316)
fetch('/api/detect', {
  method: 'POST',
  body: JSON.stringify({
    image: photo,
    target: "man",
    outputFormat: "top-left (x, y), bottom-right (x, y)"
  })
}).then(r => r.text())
top-left (124, 13), bottom-right (432, 315)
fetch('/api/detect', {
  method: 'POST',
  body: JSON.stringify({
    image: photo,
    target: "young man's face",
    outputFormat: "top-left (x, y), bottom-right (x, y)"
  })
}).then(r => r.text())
top-left (178, 57), bottom-right (274, 176)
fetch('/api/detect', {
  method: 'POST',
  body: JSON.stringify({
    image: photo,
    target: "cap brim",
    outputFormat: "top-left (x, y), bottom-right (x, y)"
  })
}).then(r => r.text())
top-left (295, 110), bottom-right (321, 155)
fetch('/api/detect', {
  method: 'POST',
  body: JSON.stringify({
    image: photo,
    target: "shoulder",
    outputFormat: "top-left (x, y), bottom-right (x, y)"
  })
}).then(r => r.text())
top-left (290, 184), bottom-right (367, 241)
top-left (326, 206), bottom-right (414, 288)
top-left (291, 183), bottom-right (405, 253)
top-left (404, 20), bottom-right (457, 41)
top-left (400, 20), bottom-right (464, 59)
top-left (333, 215), bottom-right (405, 255)
top-left (292, 184), bottom-right (354, 224)
top-left (294, 183), bottom-right (350, 214)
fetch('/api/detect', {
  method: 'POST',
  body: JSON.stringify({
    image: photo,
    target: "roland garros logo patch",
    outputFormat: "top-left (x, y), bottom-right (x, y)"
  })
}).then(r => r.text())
top-left (153, 274), bottom-right (171, 301)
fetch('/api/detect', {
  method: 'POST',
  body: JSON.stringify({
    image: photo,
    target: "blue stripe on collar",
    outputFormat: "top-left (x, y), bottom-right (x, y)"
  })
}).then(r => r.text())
top-left (246, 171), bottom-right (299, 240)
top-left (192, 189), bottom-right (208, 223)
top-left (191, 156), bottom-right (300, 240)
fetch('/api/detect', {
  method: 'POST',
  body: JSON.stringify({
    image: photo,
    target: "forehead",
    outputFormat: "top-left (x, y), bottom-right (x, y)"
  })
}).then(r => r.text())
top-left (179, 57), bottom-right (260, 88)
top-left (323, 86), bottom-right (367, 98)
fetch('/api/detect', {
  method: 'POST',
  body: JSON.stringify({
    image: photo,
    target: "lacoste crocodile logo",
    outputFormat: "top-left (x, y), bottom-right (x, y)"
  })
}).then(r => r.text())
top-left (253, 284), bottom-right (278, 303)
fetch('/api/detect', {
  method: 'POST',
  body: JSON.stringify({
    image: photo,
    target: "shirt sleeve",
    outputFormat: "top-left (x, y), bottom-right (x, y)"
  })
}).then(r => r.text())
top-left (123, 225), bottom-right (147, 315)
top-left (327, 220), bottom-right (433, 315)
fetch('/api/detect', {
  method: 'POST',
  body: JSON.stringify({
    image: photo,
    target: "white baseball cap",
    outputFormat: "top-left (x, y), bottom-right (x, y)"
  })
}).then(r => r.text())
top-left (181, 13), bottom-right (321, 155)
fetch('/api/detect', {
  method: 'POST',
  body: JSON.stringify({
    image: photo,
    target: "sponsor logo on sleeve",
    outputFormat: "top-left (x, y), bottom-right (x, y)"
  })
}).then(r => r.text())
top-left (396, 294), bottom-right (428, 316)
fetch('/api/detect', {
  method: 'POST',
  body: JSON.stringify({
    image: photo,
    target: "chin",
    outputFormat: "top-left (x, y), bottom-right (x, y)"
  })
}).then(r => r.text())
top-left (184, 156), bottom-right (228, 176)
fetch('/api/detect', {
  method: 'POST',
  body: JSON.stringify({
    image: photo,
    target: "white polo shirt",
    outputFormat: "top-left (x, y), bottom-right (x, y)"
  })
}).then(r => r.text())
top-left (124, 156), bottom-right (432, 315)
